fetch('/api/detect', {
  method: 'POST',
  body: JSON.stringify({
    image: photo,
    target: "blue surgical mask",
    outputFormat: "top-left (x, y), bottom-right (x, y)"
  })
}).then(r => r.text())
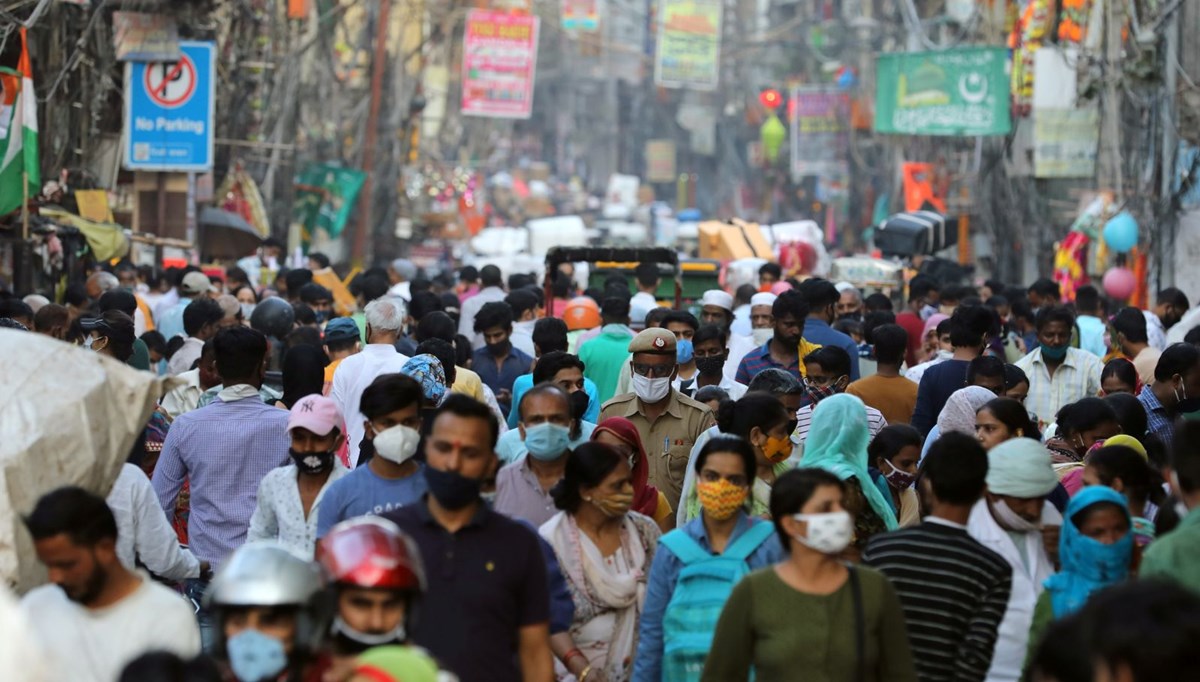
top-left (226, 629), bottom-right (288, 682)
top-left (524, 422), bottom-right (571, 461)
top-left (1041, 343), bottom-right (1069, 362)
top-left (676, 338), bottom-right (694, 364)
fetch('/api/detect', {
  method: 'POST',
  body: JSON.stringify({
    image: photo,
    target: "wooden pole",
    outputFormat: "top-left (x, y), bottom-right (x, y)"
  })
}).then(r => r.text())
top-left (352, 0), bottom-right (393, 267)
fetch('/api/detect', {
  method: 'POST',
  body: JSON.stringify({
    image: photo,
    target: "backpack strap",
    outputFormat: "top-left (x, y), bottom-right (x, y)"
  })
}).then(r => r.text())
top-left (849, 564), bottom-right (865, 682)
top-left (659, 529), bottom-right (711, 565)
top-left (721, 521), bottom-right (776, 562)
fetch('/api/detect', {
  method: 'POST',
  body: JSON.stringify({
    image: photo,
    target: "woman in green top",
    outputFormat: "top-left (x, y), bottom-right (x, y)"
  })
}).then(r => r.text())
top-left (684, 393), bottom-right (794, 522)
top-left (702, 468), bottom-right (916, 682)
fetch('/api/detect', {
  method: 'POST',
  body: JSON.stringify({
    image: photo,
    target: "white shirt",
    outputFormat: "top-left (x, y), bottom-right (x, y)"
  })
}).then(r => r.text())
top-left (723, 333), bottom-right (758, 383)
top-left (247, 463), bottom-right (349, 559)
top-left (166, 337), bottom-right (204, 376)
top-left (160, 369), bottom-right (204, 419)
top-left (0, 583), bottom-right (50, 682)
top-left (672, 374), bottom-right (747, 400)
top-left (510, 319), bottom-right (537, 358)
top-left (458, 286), bottom-right (507, 349)
top-left (904, 350), bottom-right (953, 383)
top-left (388, 281), bottom-right (412, 301)
top-left (1144, 310), bottom-right (1167, 351)
top-left (331, 345), bottom-right (411, 466)
top-left (629, 291), bottom-right (661, 325)
top-left (108, 464), bottom-right (200, 582)
top-left (966, 498), bottom-right (1060, 682)
top-left (22, 577), bottom-right (200, 682)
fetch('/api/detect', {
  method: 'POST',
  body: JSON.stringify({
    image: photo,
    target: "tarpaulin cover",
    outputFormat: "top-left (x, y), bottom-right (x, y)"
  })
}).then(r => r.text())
top-left (0, 329), bottom-right (163, 592)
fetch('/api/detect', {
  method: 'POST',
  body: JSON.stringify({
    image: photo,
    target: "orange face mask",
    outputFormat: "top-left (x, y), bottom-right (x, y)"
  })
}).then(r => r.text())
top-left (696, 479), bottom-right (749, 520)
top-left (762, 435), bottom-right (792, 463)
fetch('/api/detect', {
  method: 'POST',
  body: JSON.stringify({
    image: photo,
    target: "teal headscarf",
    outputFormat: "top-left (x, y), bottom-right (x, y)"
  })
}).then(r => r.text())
top-left (799, 393), bottom-right (898, 530)
top-left (1043, 485), bottom-right (1133, 617)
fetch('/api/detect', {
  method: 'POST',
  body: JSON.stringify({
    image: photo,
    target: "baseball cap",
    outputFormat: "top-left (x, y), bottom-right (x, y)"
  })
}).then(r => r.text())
top-left (181, 271), bottom-right (217, 296)
top-left (288, 395), bottom-right (342, 436)
top-left (323, 317), bottom-right (361, 345)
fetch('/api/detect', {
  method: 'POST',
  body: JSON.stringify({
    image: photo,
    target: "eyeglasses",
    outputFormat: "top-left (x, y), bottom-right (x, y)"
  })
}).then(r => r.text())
top-left (632, 363), bottom-right (674, 378)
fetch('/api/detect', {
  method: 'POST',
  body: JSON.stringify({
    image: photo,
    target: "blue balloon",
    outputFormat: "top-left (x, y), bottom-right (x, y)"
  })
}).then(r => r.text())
top-left (1103, 212), bottom-right (1139, 253)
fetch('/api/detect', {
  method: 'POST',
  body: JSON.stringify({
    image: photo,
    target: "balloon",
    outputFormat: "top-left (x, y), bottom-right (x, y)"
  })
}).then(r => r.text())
top-left (1103, 212), bottom-right (1139, 253)
top-left (1102, 267), bottom-right (1137, 300)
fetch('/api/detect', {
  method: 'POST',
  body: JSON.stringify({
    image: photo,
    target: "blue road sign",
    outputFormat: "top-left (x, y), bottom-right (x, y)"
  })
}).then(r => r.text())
top-left (123, 41), bottom-right (215, 171)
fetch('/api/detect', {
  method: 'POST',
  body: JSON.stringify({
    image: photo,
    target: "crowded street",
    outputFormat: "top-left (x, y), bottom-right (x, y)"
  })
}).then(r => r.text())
top-left (2, 1), bottom-right (1200, 681)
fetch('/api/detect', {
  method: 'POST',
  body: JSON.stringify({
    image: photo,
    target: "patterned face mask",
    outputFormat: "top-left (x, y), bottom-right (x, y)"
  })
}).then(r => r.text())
top-left (696, 479), bottom-right (749, 520)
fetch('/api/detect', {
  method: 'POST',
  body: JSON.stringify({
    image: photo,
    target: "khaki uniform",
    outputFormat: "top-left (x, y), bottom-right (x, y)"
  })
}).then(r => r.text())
top-left (600, 390), bottom-right (715, 508)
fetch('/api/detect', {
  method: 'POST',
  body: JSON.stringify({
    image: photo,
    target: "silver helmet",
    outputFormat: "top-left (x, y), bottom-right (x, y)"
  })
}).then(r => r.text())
top-left (205, 542), bottom-right (323, 609)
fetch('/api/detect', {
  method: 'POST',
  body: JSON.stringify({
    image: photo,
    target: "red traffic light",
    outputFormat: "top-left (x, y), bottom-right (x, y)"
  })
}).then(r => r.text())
top-left (759, 88), bottom-right (782, 109)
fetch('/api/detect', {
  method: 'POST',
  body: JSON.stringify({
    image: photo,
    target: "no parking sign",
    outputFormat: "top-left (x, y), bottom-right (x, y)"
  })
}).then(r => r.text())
top-left (123, 41), bottom-right (215, 171)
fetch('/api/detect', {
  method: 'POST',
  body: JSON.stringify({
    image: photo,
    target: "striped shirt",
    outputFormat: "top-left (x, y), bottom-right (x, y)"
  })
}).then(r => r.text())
top-left (1014, 347), bottom-right (1103, 428)
top-left (863, 519), bottom-right (1012, 682)
top-left (152, 394), bottom-right (291, 568)
top-left (1139, 387), bottom-right (1174, 447)
top-left (790, 400), bottom-right (888, 448)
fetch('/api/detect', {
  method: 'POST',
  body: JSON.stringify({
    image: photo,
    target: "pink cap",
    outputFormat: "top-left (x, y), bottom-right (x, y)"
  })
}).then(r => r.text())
top-left (287, 395), bottom-right (342, 437)
top-left (770, 281), bottom-right (793, 295)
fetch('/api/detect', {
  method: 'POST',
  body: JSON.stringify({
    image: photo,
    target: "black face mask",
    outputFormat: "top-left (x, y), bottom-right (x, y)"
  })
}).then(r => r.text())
top-left (424, 466), bottom-right (482, 510)
top-left (694, 356), bottom-right (726, 376)
top-left (486, 340), bottom-right (511, 357)
top-left (289, 448), bottom-right (335, 475)
top-left (569, 390), bottom-right (590, 420)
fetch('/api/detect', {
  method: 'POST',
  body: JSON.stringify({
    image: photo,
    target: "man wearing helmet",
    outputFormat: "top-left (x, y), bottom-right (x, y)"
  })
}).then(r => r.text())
top-left (205, 542), bottom-right (327, 682)
top-left (316, 517), bottom-right (427, 677)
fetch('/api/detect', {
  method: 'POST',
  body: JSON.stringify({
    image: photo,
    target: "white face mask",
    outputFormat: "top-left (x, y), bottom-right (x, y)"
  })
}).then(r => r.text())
top-left (632, 372), bottom-right (672, 403)
top-left (791, 511), bottom-right (853, 554)
top-left (372, 424), bottom-right (421, 464)
top-left (751, 327), bottom-right (775, 346)
top-left (82, 335), bottom-right (96, 349)
top-left (990, 498), bottom-right (1041, 533)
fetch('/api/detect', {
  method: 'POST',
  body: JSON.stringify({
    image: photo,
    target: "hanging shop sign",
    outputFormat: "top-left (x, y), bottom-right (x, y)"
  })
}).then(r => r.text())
top-left (562, 0), bottom-right (599, 31)
top-left (654, 0), bottom-right (721, 91)
top-left (123, 41), bottom-right (215, 171)
top-left (461, 10), bottom-right (540, 120)
top-left (113, 12), bottom-right (180, 62)
top-left (1034, 109), bottom-right (1099, 178)
top-left (789, 88), bottom-right (851, 179)
top-left (874, 47), bottom-right (1011, 136)
top-left (645, 140), bottom-right (677, 182)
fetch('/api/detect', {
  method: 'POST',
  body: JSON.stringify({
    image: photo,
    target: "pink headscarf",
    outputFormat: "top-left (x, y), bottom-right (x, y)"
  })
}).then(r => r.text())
top-left (922, 313), bottom-right (950, 340)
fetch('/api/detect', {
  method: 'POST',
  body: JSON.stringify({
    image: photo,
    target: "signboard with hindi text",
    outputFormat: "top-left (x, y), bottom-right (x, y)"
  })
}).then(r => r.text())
top-left (874, 47), bottom-right (1011, 136)
top-left (654, 0), bottom-right (721, 91)
top-left (461, 10), bottom-right (540, 119)
top-left (789, 88), bottom-right (851, 179)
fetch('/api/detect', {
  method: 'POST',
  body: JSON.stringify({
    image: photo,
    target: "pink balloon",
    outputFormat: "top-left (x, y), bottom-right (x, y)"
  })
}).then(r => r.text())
top-left (1102, 267), bottom-right (1137, 300)
top-left (771, 281), bottom-right (793, 295)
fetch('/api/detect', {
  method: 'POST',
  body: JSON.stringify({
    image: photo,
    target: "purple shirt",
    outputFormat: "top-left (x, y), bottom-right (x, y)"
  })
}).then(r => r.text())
top-left (493, 458), bottom-right (559, 527)
top-left (152, 394), bottom-right (291, 568)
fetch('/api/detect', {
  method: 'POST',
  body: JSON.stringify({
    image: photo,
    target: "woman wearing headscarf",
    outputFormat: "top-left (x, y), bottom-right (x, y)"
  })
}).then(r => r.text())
top-left (1025, 486), bottom-right (1133, 665)
top-left (1081, 439), bottom-right (1162, 546)
top-left (1043, 398), bottom-right (1121, 494)
top-left (592, 417), bottom-right (674, 533)
top-left (921, 385), bottom-right (996, 458)
top-left (681, 393), bottom-right (794, 524)
top-left (798, 393), bottom-right (897, 556)
top-left (279, 344), bottom-right (329, 409)
top-left (541, 442), bottom-right (660, 682)
top-left (401, 354), bottom-right (447, 407)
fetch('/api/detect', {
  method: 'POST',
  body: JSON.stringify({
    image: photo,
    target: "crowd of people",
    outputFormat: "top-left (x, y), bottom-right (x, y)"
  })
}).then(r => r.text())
top-left (5, 252), bottom-right (1200, 682)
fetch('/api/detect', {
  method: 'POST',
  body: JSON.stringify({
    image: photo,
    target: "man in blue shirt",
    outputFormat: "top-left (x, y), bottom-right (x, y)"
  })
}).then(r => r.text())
top-left (911, 305), bottom-right (996, 436)
top-left (472, 301), bottom-right (534, 418)
top-left (498, 351), bottom-right (598, 463)
top-left (1074, 285), bottom-right (1109, 358)
top-left (508, 318), bottom-right (600, 429)
top-left (317, 373), bottom-right (428, 537)
top-left (798, 278), bottom-right (861, 380)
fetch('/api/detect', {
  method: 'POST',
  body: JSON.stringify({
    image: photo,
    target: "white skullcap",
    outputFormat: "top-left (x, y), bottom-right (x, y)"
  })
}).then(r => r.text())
top-left (750, 292), bottom-right (777, 307)
top-left (701, 290), bottom-right (734, 311)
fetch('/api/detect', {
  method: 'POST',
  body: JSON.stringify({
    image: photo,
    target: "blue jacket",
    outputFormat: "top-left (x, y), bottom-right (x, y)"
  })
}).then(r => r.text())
top-left (632, 513), bottom-right (784, 681)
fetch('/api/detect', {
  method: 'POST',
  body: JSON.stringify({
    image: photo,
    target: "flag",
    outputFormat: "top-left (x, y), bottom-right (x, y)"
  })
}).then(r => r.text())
top-left (0, 28), bottom-right (38, 216)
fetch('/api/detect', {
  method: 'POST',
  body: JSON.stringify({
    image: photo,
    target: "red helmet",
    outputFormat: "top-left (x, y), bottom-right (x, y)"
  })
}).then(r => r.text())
top-left (316, 517), bottom-right (426, 592)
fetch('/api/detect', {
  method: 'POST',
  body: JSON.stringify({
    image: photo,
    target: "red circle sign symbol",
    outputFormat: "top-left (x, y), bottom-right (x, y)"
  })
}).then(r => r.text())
top-left (144, 54), bottom-right (197, 109)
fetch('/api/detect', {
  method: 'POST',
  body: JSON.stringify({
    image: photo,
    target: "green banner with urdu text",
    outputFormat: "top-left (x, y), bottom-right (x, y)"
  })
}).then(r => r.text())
top-left (874, 47), bottom-right (1011, 137)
